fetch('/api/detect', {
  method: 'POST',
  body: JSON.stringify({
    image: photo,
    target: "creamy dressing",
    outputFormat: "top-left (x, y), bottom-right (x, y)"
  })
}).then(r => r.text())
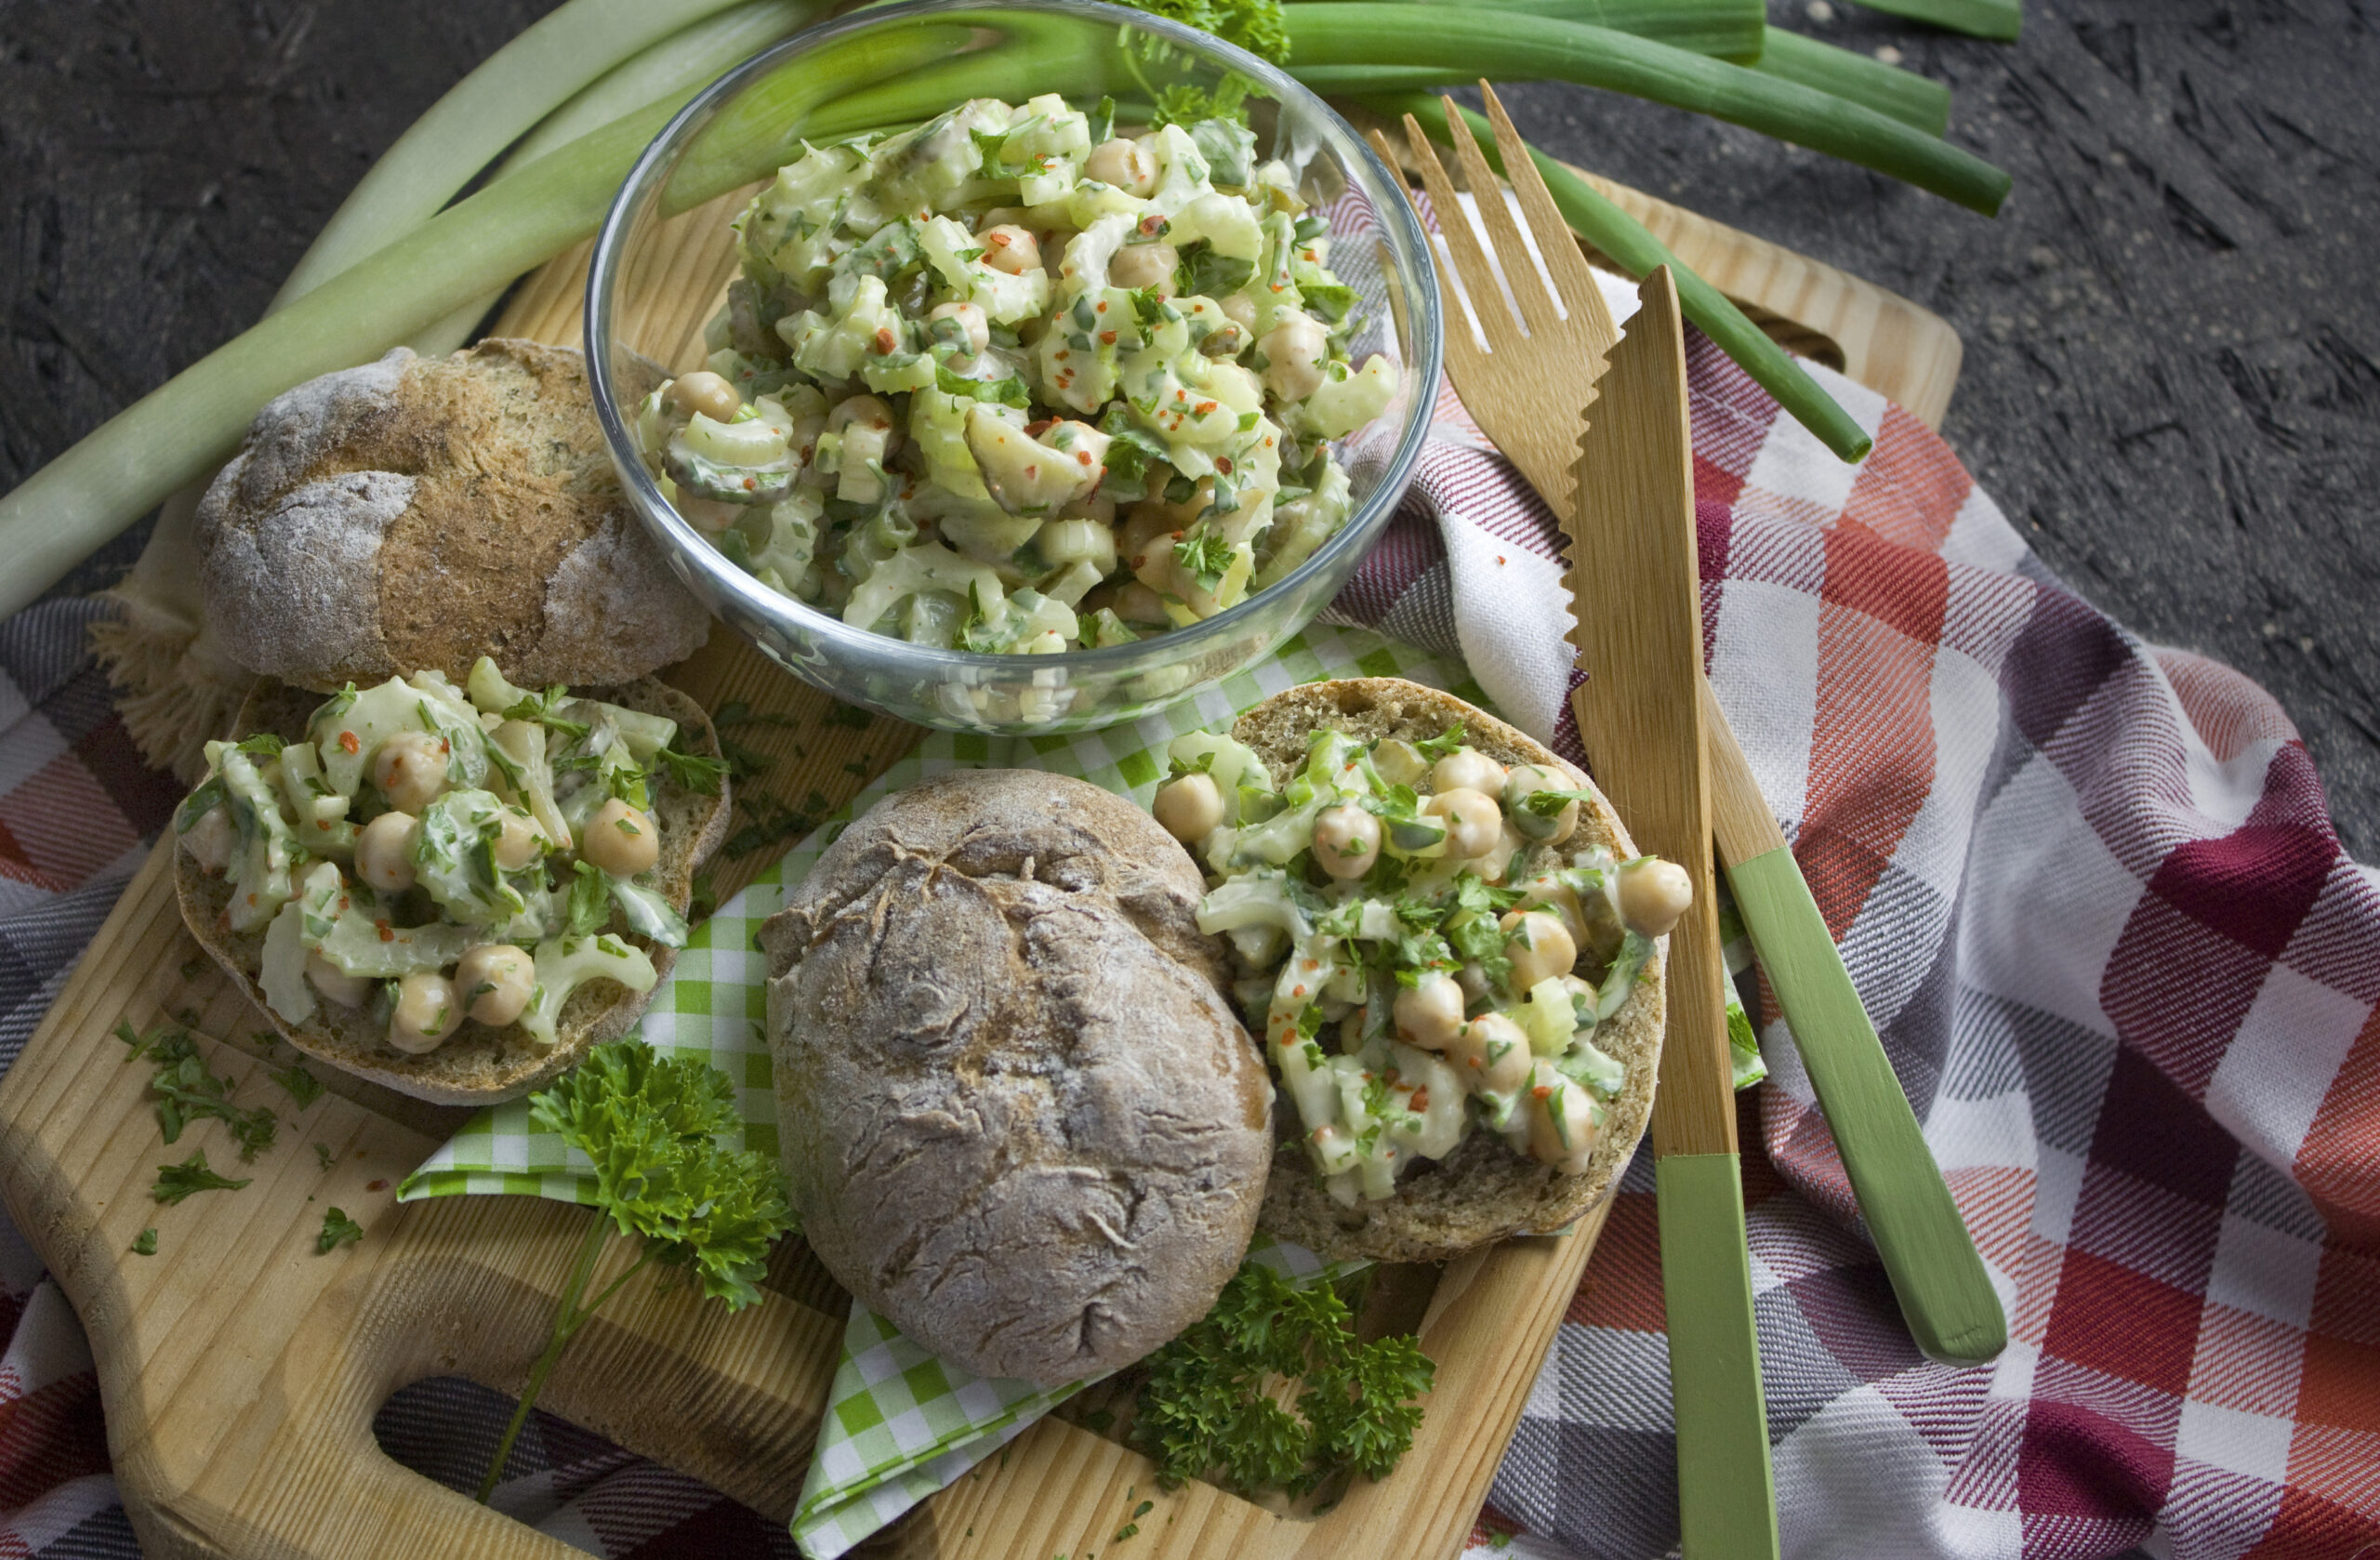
top-left (1152, 724), bottom-right (1659, 1205)
top-left (177, 658), bottom-right (693, 1056)
top-left (629, 94), bottom-right (1399, 654)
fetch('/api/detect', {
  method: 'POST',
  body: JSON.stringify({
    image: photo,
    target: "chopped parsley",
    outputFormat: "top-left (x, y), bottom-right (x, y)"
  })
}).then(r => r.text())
top-left (317, 1208), bottom-right (365, 1254)
top-left (131, 1228), bottom-right (158, 1256)
top-left (152, 1149), bottom-right (252, 1206)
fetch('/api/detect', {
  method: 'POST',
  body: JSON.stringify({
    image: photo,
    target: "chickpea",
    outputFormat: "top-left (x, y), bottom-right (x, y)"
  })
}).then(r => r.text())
top-left (1451, 1012), bottom-right (1535, 1094)
top-left (1526, 1061), bottom-right (1599, 1174)
top-left (1501, 909), bottom-right (1580, 991)
top-left (826, 392), bottom-right (900, 447)
top-left (455, 944), bottom-right (536, 1027)
top-left (926, 299), bottom-right (989, 358)
top-left (372, 730), bottom-right (449, 813)
top-left (1114, 581), bottom-right (1170, 625)
top-left (1108, 241), bottom-right (1178, 296)
top-left (1516, 877), bottom-right (1587, 946)
top-left (1219, 292), bottom-right (1258, 333)
top-left (493, 807), bottom-right (544, 872)
top-left (581, 797), bottom-right (660, 878)
top-left (1424, 787), bottom-right (1502, 860)
top-left (668, 369), bottom-right (742, 424)
top-left (388, 971), bottom-right (461, 1054)
top-left (1432, 747), bottom-right (1507, 798)
top-left (354, 810), bottom-right (420, 893)
top-left (1393, 971), bottom-right (1465, 1050)
top-left (978, 223), bottom-right (1041, 275)
top-left (1618, 858), bottom-right (1695, 938)
top-left (1152, 772), bottom-right (1224, 845)
top-left (1503, 762), bottom-right (1580, 844)
top-left (305, 951), bottom-right (372, 1009)
top-left (1371, 737), bottom-right (1428, 787)
top-left (1257, 312), bottom-right (1329, 402)
top-left (1083, 136), bottom-right (1158, 195)
top-left (1313, 804), bottom-right (1382, 879)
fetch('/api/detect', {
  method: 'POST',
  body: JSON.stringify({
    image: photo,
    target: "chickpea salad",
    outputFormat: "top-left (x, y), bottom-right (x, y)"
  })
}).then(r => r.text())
top-left (175, 660), bottom-right (727, 1056)
top-left (1148, 723), bottom-right (1695, 1206)
top-left (632, 93), bottom-right (1399, 654)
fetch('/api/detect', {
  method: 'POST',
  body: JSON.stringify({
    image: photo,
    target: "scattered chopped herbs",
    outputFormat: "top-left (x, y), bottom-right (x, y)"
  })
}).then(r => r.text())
top-left (822, 704), bottom-right (871, 730)
top-left (712, 699), bottom-right (804, 730)
top-left (473, 1041), bottom-right (794, 1502)
top-left (152, 1149), bottom-right (252, 1206)
top-left (270, 1061), bottom-right (324, 1108)
top-left (841, 760), bottom-right (870, 778)
top-left (314, 1143), bottom-right (337, 1172)
top-left (715, 732), bottom-right (772, 780)
top-left (1132, 1263), bottom-right (1432, 1498)
top-left (131, 1227), bottom-right (158, 1256)
top-left (317, 1208), bottom-right (365, 1253)
top-left (178, 956), bottom-right (209, 983)
top-left (689, 870), bottom-right (718, 922)
top-left (1413, 723), bottom-right (1467, 762)
top-left (115, 1021), bottom-right (278, 1160)
top-left (726, 796), bottom-right (815, 859)
top-left (499, 685), bottom-right (590, 743)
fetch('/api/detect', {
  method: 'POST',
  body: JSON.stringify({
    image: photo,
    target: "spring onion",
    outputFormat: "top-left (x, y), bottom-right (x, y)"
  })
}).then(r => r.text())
top-left (1358, 91), bottom-right (1873, 461)
top-left (1283, 5), bottom-right (2010, 214)
top-left (1839, 0), bottom-right (2019, 43)
top-left (1751, 27), bottom-right (1950, 136)
top-left (1299, 0), bottom-right (1765, 61)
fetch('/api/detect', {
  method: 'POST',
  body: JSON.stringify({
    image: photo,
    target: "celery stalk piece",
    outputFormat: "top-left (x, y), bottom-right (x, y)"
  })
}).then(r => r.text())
top-left (0, 25), bottom-right (959, 622)
top-left (1840, 0), bottom-right (2019, 42)
top-left (1355, 90), bottom-right (1873, 463)
top-left (1283, 5), bottom-right (2010, 214)
top-left (1751, 27), bottom-right (1950, 137)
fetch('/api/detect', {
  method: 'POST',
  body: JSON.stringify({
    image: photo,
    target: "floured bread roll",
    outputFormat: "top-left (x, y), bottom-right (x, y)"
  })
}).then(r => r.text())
top-left (759, 770), bottom-right (1271, 1388)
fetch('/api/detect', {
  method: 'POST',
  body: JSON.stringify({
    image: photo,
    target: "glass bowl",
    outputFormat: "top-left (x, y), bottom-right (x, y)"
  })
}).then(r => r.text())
top-left (585, 0), bottom-right (1442, 733)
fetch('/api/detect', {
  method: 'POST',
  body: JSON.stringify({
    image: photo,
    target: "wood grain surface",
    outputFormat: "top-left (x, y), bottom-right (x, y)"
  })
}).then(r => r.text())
top-left (0, 138), bottom-right (1959, 1560)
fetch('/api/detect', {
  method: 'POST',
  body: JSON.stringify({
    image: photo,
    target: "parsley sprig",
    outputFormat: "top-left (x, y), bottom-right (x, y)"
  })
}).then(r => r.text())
top-left (1131, 1263), bottom-right (1433, 1498)
top-left (116, 1020), bottom-right (278, 1160)
top-left (475, 1041), bottom-right (795, 1502)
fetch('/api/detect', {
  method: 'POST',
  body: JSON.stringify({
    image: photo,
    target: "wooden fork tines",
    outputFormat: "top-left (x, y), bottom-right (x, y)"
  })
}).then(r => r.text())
top-left (1367, 88), bottom-right (1620, 516)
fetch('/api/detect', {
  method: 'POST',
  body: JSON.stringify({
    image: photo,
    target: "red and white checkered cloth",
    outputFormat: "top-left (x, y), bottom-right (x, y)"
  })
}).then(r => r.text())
top-left (0, 314), bottom-right (2373, 1556)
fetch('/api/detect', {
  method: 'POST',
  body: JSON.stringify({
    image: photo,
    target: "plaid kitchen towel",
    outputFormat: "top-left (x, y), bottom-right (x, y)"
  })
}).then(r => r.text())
top-left (0, 311), bottom-right (2373, 1559)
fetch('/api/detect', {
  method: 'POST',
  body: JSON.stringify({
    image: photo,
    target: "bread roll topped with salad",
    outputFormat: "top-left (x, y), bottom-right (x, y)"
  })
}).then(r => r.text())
top-left (173, 658), bottom-right (728, 1104)
top-left (1147, 679), bottom-right (1687, 1262)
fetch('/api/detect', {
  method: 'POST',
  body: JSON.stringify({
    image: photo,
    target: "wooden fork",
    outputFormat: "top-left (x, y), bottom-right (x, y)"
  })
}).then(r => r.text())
top-left (1368, 83), bottom-right (2005, 1362)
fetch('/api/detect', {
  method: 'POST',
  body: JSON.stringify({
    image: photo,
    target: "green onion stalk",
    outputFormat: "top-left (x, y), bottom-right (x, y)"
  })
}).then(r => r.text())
top-left (1282, 6), bottom-right (2009, 214)
top-left (1749, 26), bottom-right (1950, 135)
top-left (1840, 0), bottom-right (2019, 43)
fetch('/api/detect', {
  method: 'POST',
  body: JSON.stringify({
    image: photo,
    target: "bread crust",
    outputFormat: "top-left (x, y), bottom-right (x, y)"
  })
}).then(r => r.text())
top-left (174, 678), bottom-right (730, 1105)
top-left (193, 339), bottom-right (707, 693)
top-left (1233, 678), bottom-right (1666, 1263)
top-left (759, 770), bottom-right (1272, 1387)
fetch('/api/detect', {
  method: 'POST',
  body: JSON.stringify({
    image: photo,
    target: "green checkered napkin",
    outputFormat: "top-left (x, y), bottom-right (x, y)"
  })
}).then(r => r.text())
top-left (397, 622), bottom-right (1755, 1557)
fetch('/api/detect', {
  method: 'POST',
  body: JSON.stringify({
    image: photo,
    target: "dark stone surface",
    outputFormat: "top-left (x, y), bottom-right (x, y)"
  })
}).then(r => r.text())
top-left (4, 0), bottom-right (2373, 851)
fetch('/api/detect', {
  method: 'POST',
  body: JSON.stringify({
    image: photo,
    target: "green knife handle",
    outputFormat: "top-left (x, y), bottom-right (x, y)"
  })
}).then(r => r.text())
top-left (1724, 848), bottom-right (2008, 1365)
top-left (1658, 1153), bottom-right (1780, 1560)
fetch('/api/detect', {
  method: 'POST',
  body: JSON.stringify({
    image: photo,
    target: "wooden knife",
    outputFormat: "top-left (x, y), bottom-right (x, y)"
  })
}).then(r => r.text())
top-left (1564, 267), bottom-right (1779, 1560)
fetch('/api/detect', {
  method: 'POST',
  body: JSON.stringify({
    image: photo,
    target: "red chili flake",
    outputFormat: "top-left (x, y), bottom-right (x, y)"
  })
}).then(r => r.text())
top-left (1215, 456), bottom-right (1234, 475)
top-left (1410, 1088), bottom-right (1430, 1110)
top-left (1096, 299), bottom-right (1109, 313)
top-left (1098, 330), bottom-right (1117, 345)
top-left (1496, 554), bottom-right (1506, 564)
top-left (1533, 1084), bottom-right (1554, 1100)
top-left (1194, 401), bottom-right (1217, 416)
top-left (314, 819), bottom-right (330, 831)
top-left (375, 920), bottom-right (395, 943)
top-left (365, 1179), bottom-right (390, 1193)
top-left (1263, 437), bottom-right (1275, 448)
top-left (987, 231), bottom-right (1012, 248)
top-left (873, 327), bottom-right (896, 354)
top-left (1055, 348), bottom-right (1071, 361)
top-left (1139, 214), bottom-right (1166, 235)
top-left (743, 477), bottom-right (758, 491)
top-left (1174, 389), bottom-right (1189, 402)
top-left (1467, 1055), bottom-right (1484, 1070)
top-left (438, 740), bottom-right (450, 756)
top-left (1025, 464), bottom-right (1038, 479)
top-left (245, 892), bottom-right (258, 906)
top-left (1077, 451), bottom-right (1092, 466)
top-left (337, 897), bottom-right (350, 912)
top-left (1025, 418), bottom-right (1056, 436)
top-left (338, 731), bottom-right (360, 754)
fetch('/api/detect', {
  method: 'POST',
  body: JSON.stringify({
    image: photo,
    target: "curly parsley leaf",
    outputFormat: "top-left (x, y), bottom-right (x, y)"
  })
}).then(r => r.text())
top-left (116, 1021), bottom-right (278, 1159)
top-left (500, 685), bottom-right (591, 744)
top-left (152, 1149), bottom-right (252, 1206)
top-left (1413, 723), bottom-right (1467, 762)
top-left (317, 1208), bottom-right (365, 1254)
top-left (270, 1061), bottom-right (324, 1108)
top-left (565, 860), bottom-right (614, 939)
top-left (131, 1227), bottom-right (158, 1257)
top-left (652, 741), bottom-right (731, 797)
top-left (1173, 528), bottom-right (1236, 593)
top-left (1132, 1262), bottom-right (1432, 1499)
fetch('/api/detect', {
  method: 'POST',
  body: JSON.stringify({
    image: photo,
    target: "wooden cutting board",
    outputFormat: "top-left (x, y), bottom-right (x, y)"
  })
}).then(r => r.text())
top-left (0, 165), bottom-right (1958, 1560)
